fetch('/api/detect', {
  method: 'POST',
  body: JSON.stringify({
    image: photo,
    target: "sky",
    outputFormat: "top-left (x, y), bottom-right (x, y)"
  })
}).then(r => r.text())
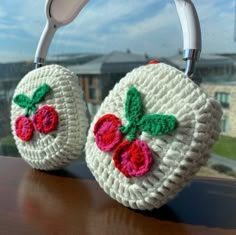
top-left (0, 0), bottom-right (235, 62)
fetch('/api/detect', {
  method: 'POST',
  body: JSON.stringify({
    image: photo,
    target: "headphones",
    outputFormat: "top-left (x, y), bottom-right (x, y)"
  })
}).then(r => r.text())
top-left (11, 0), bottom-right (222, 210)
top-left (10, 0), bottom-right (89, 170)
top-left (85, 0), bottom-right (222, 210)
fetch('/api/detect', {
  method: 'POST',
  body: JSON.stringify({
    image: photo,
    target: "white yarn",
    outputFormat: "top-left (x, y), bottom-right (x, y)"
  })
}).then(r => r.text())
top-left (85, 63), bottom-right (222, 210)
top-left (11, 65), bottom-right (89, 170)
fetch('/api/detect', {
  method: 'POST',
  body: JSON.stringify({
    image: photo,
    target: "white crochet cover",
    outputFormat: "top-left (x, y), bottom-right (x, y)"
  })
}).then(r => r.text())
top-left (11, 65), bottom-right (89, 170)
top-left (85, 63), bottom-right (222, 210)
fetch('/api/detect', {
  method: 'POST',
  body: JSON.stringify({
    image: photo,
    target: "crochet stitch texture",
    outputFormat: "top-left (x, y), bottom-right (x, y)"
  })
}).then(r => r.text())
top-left (13, 84), bottom-right (58, 141)
top-left (94, 114), bottom-right (123, 152)
top-left (85, 63), bottom-right (222, 210)
top-left (94, 86), bottom-right (177, 178)
top-left (32, 105), bottom-right (58, 134)
top-left (119, 86), bottom-right (177, 141)
top-left (15, 115), bottom-right (34, 141)
top-left (11, 64), bottom-right (89, 170)
top-left (113, 139), bottom-right (153, 178)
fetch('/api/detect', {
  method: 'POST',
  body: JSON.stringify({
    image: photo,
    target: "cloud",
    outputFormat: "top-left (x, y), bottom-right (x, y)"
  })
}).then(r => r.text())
top-left (0, 6), bottom-right (7, 18)
top-left (0, 0), bottom-right (235, 62)
top-left (53, 0), bottom-right (236, 57)
top-left (113, 3), bottom-right (177, 38)
top-left (195, 0), bottom-right (236, 54)
top-left (54, 1), bottom-right (180, 56)
top-left (0, 50), bottom-right (32, 63)
top-left (60, 0), bottom-right (162, 36)
top-left (0, 1), bottom-right (45, 38)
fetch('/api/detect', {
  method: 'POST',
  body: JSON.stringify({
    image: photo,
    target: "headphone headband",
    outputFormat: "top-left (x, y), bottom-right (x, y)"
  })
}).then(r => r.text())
top-left (35, 0), bottom-right (201, 77)
top-left (175, 0), bottom-right (201, 77)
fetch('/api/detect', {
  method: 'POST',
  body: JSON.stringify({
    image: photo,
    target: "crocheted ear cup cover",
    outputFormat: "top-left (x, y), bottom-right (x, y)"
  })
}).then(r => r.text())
top-left (85, 63), bottom-right (222, 210)
top-left (11, 64), bottom-right (89, 170)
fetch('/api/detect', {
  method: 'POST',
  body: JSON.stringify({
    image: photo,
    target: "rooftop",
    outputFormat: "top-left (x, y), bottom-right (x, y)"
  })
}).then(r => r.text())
top-left (67, 51), bottom-right (152, 74)
top-left (164, 53), bottom-right (235, 70)
top-left (202, 80), bottom-right (236, 86)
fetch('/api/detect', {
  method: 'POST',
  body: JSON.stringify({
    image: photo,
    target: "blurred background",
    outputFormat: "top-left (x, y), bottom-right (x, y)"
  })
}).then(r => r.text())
top-left (0, 0), bottom-right (235, 178)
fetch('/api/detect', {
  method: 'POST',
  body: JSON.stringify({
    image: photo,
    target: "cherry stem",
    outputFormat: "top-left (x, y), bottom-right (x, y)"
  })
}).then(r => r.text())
top-left (119, 123), bottom-right (138, 142)
top-left (24, 107), bottom-right (30, 117)
top-left (24, 104), bottom-right (37, 117)
top-left (14, 83), bottom-right (51, 117)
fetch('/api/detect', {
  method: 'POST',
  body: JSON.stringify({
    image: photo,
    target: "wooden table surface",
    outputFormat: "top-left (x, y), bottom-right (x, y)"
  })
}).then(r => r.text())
top-left (0, 156), bottom-right (235, 235)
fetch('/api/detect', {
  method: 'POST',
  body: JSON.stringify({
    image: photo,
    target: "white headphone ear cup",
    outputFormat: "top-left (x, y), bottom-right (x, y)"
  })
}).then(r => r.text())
top-left (85, 63), bottom-right (222, 210)
top-left (11, 64), bottom-right (89, 170)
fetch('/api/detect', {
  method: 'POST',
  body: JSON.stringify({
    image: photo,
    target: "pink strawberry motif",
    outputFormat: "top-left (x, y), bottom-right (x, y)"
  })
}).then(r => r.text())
top-left (32, 106), bottom-right (58, 134)
top-left (113, 139), bottom-right (153, 178)
top-left (94, 114), bottom-right (123, 152)
top-left (15, 115), bottom-right (34, 141)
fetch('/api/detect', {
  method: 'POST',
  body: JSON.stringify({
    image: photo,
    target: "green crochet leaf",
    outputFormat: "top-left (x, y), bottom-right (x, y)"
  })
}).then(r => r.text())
top-left (138, 114), bottom-right (177, 136)
top-left (125, 86), bottom-right (143, 123)
top-left (31, 83), bottom-right (51, 105)
top-left (119, 86), bottom-right (144, 141)
top-left (13, 94), bottom-right (31, 109)
top-left (119, 86), bottom-right (178, 141)
top-left (13, 83), bottom-right (51, 117)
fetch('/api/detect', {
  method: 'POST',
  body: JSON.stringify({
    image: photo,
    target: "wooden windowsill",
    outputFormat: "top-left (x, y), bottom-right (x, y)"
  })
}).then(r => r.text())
top-left (0, 156), bottom-right (235, 234)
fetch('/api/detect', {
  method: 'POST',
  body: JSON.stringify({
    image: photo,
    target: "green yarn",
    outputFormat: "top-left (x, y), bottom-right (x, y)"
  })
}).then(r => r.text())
top-left (125, 86), bottom-right (143, 123)
top-left (120, 86), bottom-right (177, 141)
top-left (13, 94), bottom-right (31, 109)
top-left (119, 86), bottom-right (142, 141)
top-left (138, 114), bottom-right (177, 136)
top-left (31, 83), bottom-right (51, 104)
top-left (13, 83), bottom-right (51, 116)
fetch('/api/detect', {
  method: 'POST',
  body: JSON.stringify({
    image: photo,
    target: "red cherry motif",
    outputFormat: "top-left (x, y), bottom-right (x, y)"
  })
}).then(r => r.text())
top-left (32, 105), bottom-right (58, 134)
top-left (94, 114), bottom-right (123, 152)
top-left (93, 86), bottom-right (177, 178)
top-left (13, 84), bottom-right (59, 141)
top-left (113, 139), bottom-right (153, 178)
top-left (15, 115), bottom-right (34, 141)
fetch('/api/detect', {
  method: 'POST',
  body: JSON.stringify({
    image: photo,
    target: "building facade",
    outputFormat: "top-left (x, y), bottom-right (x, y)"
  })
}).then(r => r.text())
top-left (67, 51), bottom-right (236, 136)
top-left (201, 82), bottom-right (236, 137)
top-left (164, 53), bottom-right (235, 84)
top-left (68, 51), bottom-right (151, 116)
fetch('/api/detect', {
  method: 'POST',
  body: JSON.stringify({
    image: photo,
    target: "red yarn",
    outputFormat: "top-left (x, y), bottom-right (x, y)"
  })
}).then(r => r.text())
top-left (15, 115), bottom-right (34, 141)
top-left (113, 139), bottom-right (153, 178)
top-left (32, 105), bottom-right (58, 134)
top-left (148, 60), bottom-right (159, 64)
top-left (94, 114), bottom-right (123, 152)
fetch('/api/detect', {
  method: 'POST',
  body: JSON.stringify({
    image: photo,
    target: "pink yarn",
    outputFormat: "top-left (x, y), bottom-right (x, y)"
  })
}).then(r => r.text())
top-left (15, 115), bottom-right (34, 141)
top-left (113, 139), bottom-right (153, 178)
top-left (94, 114), bottom-right (123, 152)
top-left (32, 105), bottom-right (58, 134)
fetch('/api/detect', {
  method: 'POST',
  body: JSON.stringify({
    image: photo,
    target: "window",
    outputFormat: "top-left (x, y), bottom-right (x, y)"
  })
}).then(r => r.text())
top-left (215, 92), bottom-right (231, 108)
top-left (221, 115), bottom-right (229, 132)
top-left (88, 77), bottom-right (96, 100)
top-left (0, 0), bottom-right (235, 179)
top-left (88, 103), bottom-right (99, 116)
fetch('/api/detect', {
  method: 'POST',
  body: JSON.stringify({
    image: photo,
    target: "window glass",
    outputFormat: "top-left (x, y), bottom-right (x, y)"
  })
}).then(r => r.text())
top-left (215, 92), bottom-right (231, 108)
top-left (221, 115), bottom-right (230, 133)
top-left (0, 0), bottom-right (235, 179)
